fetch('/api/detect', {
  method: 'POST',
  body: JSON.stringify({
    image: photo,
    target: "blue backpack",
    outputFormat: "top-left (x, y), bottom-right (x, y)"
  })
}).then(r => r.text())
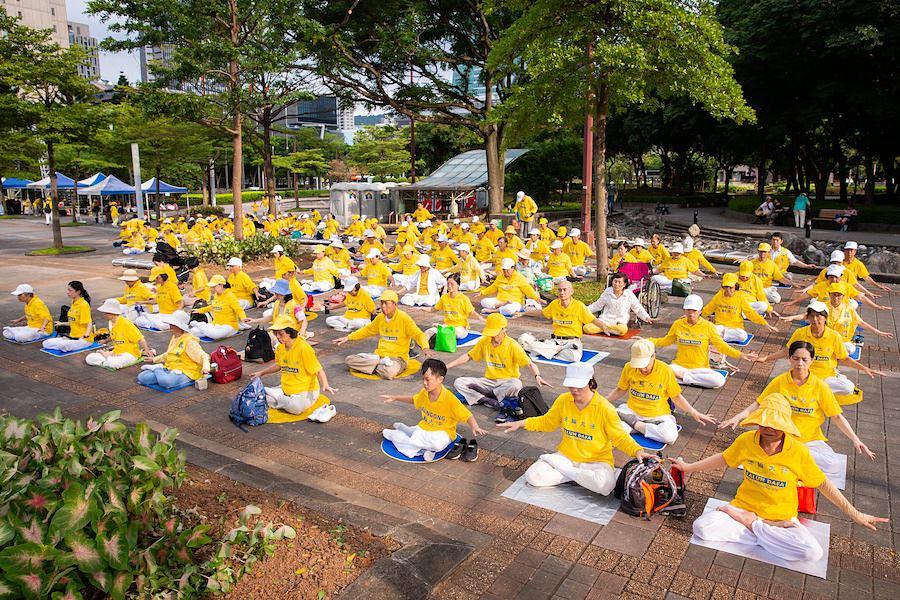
top-left (229, 377), bottom-right (268, 431)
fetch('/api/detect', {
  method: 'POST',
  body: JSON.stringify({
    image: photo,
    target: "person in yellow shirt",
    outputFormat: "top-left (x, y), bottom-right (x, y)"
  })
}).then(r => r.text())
top-left (565, 229), bottom-right (595, 276)
top-left (412, 202), bottom-right (434, 223)
top-left (225, 257), bottom-right (260, 309)
top-left (301, 246), bottom-right (340, 293)
top-left (399, 254), bottom-right (446, 307)
top-left (85, 299), bottom-right (150, 369)
top-left (769, 232), bottom-right (817, 278)
top-left (359, 250), bottom-right (395, 297)
top-left (651, 243), bottom-right (703, 293)
top-left (624, 238), bottom-right (653, 264)
top-left (184, 263), bottom-right (211, 305)
top-left (110, 202), bottom-right (119, 226)
top-left (675, 393), bottom-right (886, 562)
top-left (446, 312), bottom-right (549, 409)
top-left (429, 236), bottom-right (458, 271)
top-left (139, 311), bottom-right (210, 388)
top-left (526, 229), bottom-right (551, 264)
top-left (490, 236), bottom-right (519, 274)
top-left (518, 279), bottom-right (603, 362)
top-left (823, 283), bottom-right (893, 353)
top-left (750, 242), bottom-right (793, 304)
top-left (682, 237), bottom-right (717, 275)
top-left (499, 362), bottom-right (652, 494)
top-left (475, 258), bottom-right (543, 316)
top-left (357, 230), bottom-right (388, 259)
top-left (325, 276), bottom-right (376, 332)
top-left (843, 241), bottom-right (891, 293)
top-left (456, 222), bottom-right (477, 249)
top-left (116, 269), bottom-right (154, 321)
top-left (134, 273), bottom-right (184, 330)
top-left (606, 340), bottom-right (715, 445)
top-left (468, 215), bottom-right (485, 236)
top-left (474, 230), bottom-right (496, 266)
top-left (123, 230), bottom-right (146, 255)
top-left (326, 239), bottom-right (352, 279)
top-left (344, 214), bottom-right (366, 240)
top-left (503, 225), bottom-right (525, 252)
top-left (648, 233), bottom-right (670, 264)
top-left (484, 220), bottom-right (504, 244)
top-left (189, 275), bottom-right (247, 340)
top-left (609, 240), bottom-right (629, 271)
top-left (4, 283), bottom-right (53, 342)
top-left (701, 273), bottom-right (777, 344)
top-left (538, 217), bottom-right (556, 243)
top-left (43, 281), bottom-right (94, 353)
top-left (424, 274), bottom-right (481, 341)
top-left (723, 340), bottom-right (875, 483)
top-left (248, 279), bottom-right (308, 338)
top-left (441, 244), bottom-right (483, 291)
top-left (650, 294), bottom-right (754, 389)
top-left (760, 301), bottom-right (882, 395)
top-left (513, 190), bottom-right (538, 237)
top-left (544, 240), bottom-right (578, 279)
top-left (149, 255), bottom-right (178, 287)
top-left (251, 316), bottom-right (337, 416)
top-left (382, 358), bottom-right (487, 460)
top-left (270, 244), bottom-right (297, 279)
top-left (335, 290), bottom-right (433, 379)
top-left (390, 244), bottom-right (421, 288)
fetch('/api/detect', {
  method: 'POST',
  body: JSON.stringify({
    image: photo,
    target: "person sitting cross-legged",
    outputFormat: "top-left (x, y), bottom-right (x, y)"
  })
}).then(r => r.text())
top-left (701, 273), bottom-right (778, 344)
top-left (138, 311), bottom-right (210, 389)
top-left (399, 254), bottom-right (446, 307)
top-left (85, 299), bottom-right (151, 370)
top-left (498, 363), bottom-right (654, 495)
top-left (424, 274), bottom-right (482, 342)
top-left (189, 275), bottom-right (248, 341)
top-left (381, 358), bottom-right (488, 461)
top-left (605, 340), bottom-right (716, 445)
top-left (673, 393), bottom-right (887, 563)
top-left (250, 316), bottom-right (338, 416)
top-left (4, 284), bottom-right (52, 342)
top-left (334, 290), bottom-right (434, 380)
top-left (43, 281), bottom-right (94, 353)
top-left (584, 271), bottom-right (654, 336)
top-left (325, 276), bottom-right (376, 333)
top-left (474, 257), bottom-right (543, 317)
top-left (446, 313), bottom-right (551, 409)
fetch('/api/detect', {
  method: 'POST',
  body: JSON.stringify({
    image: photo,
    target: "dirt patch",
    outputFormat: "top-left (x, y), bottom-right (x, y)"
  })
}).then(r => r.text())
top-left (170, 466), bottom-right (398, 599)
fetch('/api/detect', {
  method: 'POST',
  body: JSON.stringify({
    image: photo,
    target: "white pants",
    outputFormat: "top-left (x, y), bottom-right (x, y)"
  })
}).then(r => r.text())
top-left (481, 297), bottom-right (522, 316)
top-left (573, 265), bottom-right (588, 277)
top-left (383, 423), bottom-right (452, 460)
top-left (764, 287), bottom-right (781, 304)
top-left (424, 325), bottom-right (469, 340)
top-left (824, 373), bottom-right (855, 396)
top-left (806, 440), bottom-right (845, 488)
top-left (85, 351), bottom-right (138, 369)
top-left (362, 284), bottom-right (386, 298)
top-left (43, 337), bottom-right (92, 352)
top-left (325, 315), bottom-right (370, 332)
top-left (671, 362), bottom-right (726, 389)
top-left (400, 293), bottom-right (439, 307)
top-left (693, 504), bottom-right (823, 563)
top-left (794, 210), bottom-right (806, 228)
top-left (237, 299), bottom-right (252, 310)
top-left (651, 274), bottom-right (673, 292)
top-left (45, 213), bottom-right (52, 225)
top-left (301, 279), bottom-right (334, 293)
top-left (616, 405), bottom-right (679, 444)
top-left (460, 279), bottom-right (480, 291)
top-left (134, 313), bottom-right (170, 330)
top-left (843, 341), bottom-right (856, 355)
top-left (265, 386), bottom-right (319, 415)
top-left (518, 332), bottom-right (583, 362)
top-left (455, 376), bottom-right (522, 406)
top-left (749, 301), bottom-right (768, 315)
top-left (123, 247), bottom-right (144, 255)
top-left (715, 324), bottom-right (749, 344)
top-left (3, 326), bottom-right (46, 342)
top-left (392, 274), bottom-right (413, 288)
top-left (189, 322), bottom-right (236, 340)
top-left (525, 452), bottom-right (617, 496)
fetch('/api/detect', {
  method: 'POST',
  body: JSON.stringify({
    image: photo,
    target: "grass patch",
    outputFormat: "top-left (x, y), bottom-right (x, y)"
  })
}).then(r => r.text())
top-left (572, 280), bottom-right (606, 305)
top-left (0, 215), bottom-right (22, 219)
top-left (27, 245), bottom-right (94, 255)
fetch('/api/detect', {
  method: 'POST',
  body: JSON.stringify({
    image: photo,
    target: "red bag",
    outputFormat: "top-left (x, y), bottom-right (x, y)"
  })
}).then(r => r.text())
top-left (210, 345), bottom-right (242, 384)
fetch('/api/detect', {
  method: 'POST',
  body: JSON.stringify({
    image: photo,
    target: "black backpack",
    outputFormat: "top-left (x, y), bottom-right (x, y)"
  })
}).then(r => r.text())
top-left (244, 327), bottom-right (275, 362)
top-left (57, 305), bottom-right (71, 337)
top-left (190, 299), bottom-right (209, 324)
top-left (517, 386), bottom-right (549, 418)
top-left (614, 457), bottom-right (686, 519)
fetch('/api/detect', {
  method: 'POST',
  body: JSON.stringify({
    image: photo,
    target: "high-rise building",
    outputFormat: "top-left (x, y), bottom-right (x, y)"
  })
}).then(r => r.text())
top-left (451, 66), bottom-right (486, 100)
top-left (139, 44), bottom-right (175, 84)
top-left (67, 21), bottom-right (100, 80)
top-left (275, 95), bottom-right (356, 134)
top-left (1, 0), bottom-right (69, 48)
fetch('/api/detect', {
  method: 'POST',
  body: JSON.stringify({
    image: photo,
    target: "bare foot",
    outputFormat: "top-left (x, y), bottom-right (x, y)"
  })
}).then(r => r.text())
top-left (717, 504), bottom-right (757, 530)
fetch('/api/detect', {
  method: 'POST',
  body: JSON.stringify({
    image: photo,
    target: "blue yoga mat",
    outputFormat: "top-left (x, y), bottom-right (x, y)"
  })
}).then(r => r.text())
top-left (456, 331), bottom-right (482, 347)
top-left (630, 425), bottom-right (682, 451)
top-left (481, 307), bottom-right (526, 315)
top-left (199, 333), bottom-right (241, 344)
top-left (139, 374), bottom-right (210, 393)
top-left (381, 434), bottom-right (462, 462)
top-left (6, 332), bottom-right (56, 344)
top-left (849, 346), bottom-right (861, 361)
top-left (530, 350), bottom-right (608, 367)
top-left (40, 341), bottom-right (103, 357)
top-left (729, 333), bottom-right (754, 347)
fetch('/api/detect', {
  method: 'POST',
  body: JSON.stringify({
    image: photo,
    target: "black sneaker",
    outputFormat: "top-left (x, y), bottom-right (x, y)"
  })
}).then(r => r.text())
top-left (495, 408), bottom-right (511, 424)
top-left (462, 439), bottom-right (479, 462)
top-left (445, 438), bottom-right (466, 460)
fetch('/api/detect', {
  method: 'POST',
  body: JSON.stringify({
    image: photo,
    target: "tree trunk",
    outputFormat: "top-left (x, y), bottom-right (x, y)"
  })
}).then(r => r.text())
top-left (723, 166), bottom-right (732, 197)
top-left (263, 121), bottom-right (277, 216)
top-left (837, 152), bottom-right (848, 203)
top-left (484, 126), bottom-right (504, 216)
top-left (756, 156), bottom-right (766, 199)
top-left (592, 77), bottom-right (610, 282)
top-left (293, 171), bottom-right (300, 209)
top-left (155, 165), bottom-right (162, 223)
top-left (200, 166), bottom-right (209, 206)
top-left (47, 140), bottom-right (63, 249)
top-left (711, 167), bottom-right (719, 194)
top-left (864, 154), bottom-right (875, 204)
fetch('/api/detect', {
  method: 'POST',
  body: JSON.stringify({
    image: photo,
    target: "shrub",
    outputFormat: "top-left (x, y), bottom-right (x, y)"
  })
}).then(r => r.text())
top-left (183, 234), bottom-right (304, 265)
top-left (0, 409), bottom-right (295, 598)
top-left (183, 190), bottom-right (327, 206)
top-left (189, 205), bottom-right (226, 218)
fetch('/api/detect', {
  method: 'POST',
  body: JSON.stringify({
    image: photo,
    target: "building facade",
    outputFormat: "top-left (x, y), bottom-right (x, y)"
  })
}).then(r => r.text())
top-left (67, 21), bottom-right (100, 80)
top-left (1, 0), bottom-right (69, 47)
top-left (274, 95), bottom-right (356, 135)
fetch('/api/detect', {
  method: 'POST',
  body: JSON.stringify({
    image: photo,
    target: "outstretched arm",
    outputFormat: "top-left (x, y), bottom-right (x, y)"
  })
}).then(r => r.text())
top-left (817, 478), bottom-right (888, 530)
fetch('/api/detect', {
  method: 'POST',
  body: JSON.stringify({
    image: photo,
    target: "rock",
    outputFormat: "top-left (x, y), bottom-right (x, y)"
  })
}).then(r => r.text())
top-left (804, 245), bottom-right (827, 265)
top-left (865, 251), bottom-right (900, 274)
top-left (784, 234), bottom-right (808, 257)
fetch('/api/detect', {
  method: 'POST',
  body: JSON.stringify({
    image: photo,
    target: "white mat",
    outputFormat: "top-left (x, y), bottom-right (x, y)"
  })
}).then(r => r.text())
top-left (501, 472), bottom-right (620, 526)
top-left (690, 498), bottom-right (830, 579)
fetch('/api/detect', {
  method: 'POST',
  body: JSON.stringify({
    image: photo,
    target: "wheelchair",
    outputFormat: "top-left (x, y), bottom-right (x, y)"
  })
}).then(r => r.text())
top-left (610, 261), bottom-right (661, 319)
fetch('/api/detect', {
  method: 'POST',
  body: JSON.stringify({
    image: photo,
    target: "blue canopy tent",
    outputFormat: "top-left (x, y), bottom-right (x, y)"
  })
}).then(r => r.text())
top-left (78, 175), bottom-right (138, 221)
top-left (78, 173), bottom-right (107, 187)
top-left (142, 177), bottom-right (189, 212)
top-left (1, 177), bottom-right (34, 189)
top-left (27, 172), bottom-right (76, 190)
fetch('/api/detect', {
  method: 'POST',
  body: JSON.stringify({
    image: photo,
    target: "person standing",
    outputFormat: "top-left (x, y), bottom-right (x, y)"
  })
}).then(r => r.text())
top-left (793, 192), bottom-right (811, 228)
top-left (513, 191), bottom-right (538, 237)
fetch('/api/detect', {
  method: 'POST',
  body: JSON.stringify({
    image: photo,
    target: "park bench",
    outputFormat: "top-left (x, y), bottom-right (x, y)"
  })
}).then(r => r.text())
top-left (812, 208), bottom-right (855, 231)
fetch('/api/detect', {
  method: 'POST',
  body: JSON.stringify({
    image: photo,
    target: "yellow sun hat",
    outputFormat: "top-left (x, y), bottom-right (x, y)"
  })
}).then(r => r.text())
top-left (379, 290), bottom-right (399, 303)
top-left (722, 273), bottom-right (739, 288)
top-left (739, 393), bottom-right (801, 437)
top-left (208, 274), bottom-right (226, 286)
top-left (738, 261), bottom-right (754, 276)
top-left (828, 282), bottom-right (847, 296)
top-left (269, 315), bottom-right (297, 331)
top-left (482, 312), bottom-right (508, 337)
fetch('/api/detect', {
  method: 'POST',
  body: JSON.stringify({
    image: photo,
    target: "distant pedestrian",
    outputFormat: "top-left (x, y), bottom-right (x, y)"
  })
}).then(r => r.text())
top-left (793, 192), bottom-right (811, 228)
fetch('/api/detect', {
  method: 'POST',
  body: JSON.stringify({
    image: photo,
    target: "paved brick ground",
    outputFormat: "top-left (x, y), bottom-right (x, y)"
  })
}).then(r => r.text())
top-left (1, 217), bottom-right (898, 599)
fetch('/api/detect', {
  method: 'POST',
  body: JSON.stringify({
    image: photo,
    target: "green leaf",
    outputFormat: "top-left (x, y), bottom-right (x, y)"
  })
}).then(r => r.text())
top-left (51, 581), bottom-right (84, 600)
top-left (9, 572), bottom-right (45, 600)
top-left (108, 571), bottom-right (132, 600)
top-left (49, 484), bottom-right (94, 534)
top-left (96, 529), bottom-right (129, 571)
top-left (88, 570), bottom-right (111, 593)
top-left (0, 523), bottom-right (14, 546)
top-left (16, 518), bottom-right (45, 544)
top-left (277, 525), bottom-right (296, 539)
top-left (0, 578), bottom-right (19, 600)
top-left (132, 456), bottom-right (160, 472)
top-left (0, 543), bottom-right (53, 572)
top-left (65, 532), bottom-right (106, 573)
top-left (183, 525), bottom-right (211, 548)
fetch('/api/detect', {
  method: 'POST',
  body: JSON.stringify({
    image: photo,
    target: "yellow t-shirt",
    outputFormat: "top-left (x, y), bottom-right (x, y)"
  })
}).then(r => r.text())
top-left (150, 263), bottom-right (178, 284)
top-left (227, 271), bottom-right (257, 303)
top-left (650, 317), bottom-right (740, 370)
top-left (361, 261), bottom-right (393, 287)
top-left (435, 293), bottom-right (474, 328)
top-left (155, 280), bottom-right (183, 314)
top-left (467, 336), bottom-right (530, 380)
top-left (392, 253), bottom-right (421, 276)
top-left (617, 360), bottom-right (682, 418)
top-left (329, 248), bottom-right (352, 270)
top-left (287, 276), bottom-right (308, 309)
top-left (274, 255), bottom-right (297, 279)
top-left (723, 431), bottom-right (825, 521)
top-left (414, 386), bottom-right (473, 438)
top-left (527, 239), bottom-right (551, 263)
top-left (648, 244), bottom-right (670, 264)
top-left (701, 290), bottom-right (768, 329)
top-left (843, 258), bottom-right (869, 280)
top-left (491, 248), bottom-right (518, 273)
top-left (25, 296), bottom-right (53, 333)
top-left (118, 281), bottom-right (154, 306)
top-left (344, 289), bottom-right (376, 320)
top-left (760, 372), bottom-right (841, 443)
top-left (525, 391), bottom-right (642, 465)
top-left (807, 280), bottom-right (857, 302)
top-left (192, 269), bottom-right (211, 303)
top-left (475, 237), bottom-right (494, 263)
top-left (431, 246), bottom-right (458, 271)
top-left (751, 258), bottom-right (783, 287)
top-left (451, 255), bottom-right (483, 284)
top-left (277, 338), bottom-right (321, 395)
top-left (625, 248), bottom-right (653, 264)
top-left (658, 256), bottom-right (694, 280)
top-left (826, 302), bottom-right (859, 342)
top-left (481, 271), bottom-right (539, 305)
top-left (541, 299), bottom-right (594, 338)
top-left (67, 297), bottom-right (93, 340)
top-left (545, 252), bottom-right (574, 278)
top-left (737, 274), bottom-right (769, 307)
top-left (199, 290), bottom-right (246, 329)
top-left (787, 326), bottom-right (848, 379)
top-left (271, 298), bottom-right (301, 328)
top-left (568, 240), bottom-right (594, 266)
top-left (539, 226), bottom-right (556, 243)
top-left (162, 333), bottom-right (205, 381)
top-left (347, 310), bottom-right (427, 358)
top-left (306, 257), bottom-right (339, 282)
top-left (109, 316), bottom-right (143, 357)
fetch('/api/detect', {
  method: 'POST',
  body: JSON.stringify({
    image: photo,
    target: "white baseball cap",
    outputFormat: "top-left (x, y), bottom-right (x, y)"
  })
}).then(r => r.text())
top-left (457, 244), bottom-right (471, 253)
top-left (631, 238), bottom-right (645, 247)
top-left (423, 220), bottom-right (432, 227)
top-left (629, 339), bottom-right (655, 369)
top-left (472, 216), bottom-right (479, 222)
top-left (300, 213), bottom-right (309, 219)
top-left (416, 254), bottom-right (431, 267)
top-left (808, 300), bottom-right (829, 315)
top-left (366, 249), bottom-right (381, 259)
top-left (501, 258), bottom-right (515, 270)
top-left (270, 244), bottom-right (284, 254)
top-left (830, 250), bottom-right (845, 263)
top-left (550, 240), bottom-right (564, 249)
top-left (363, 229), bottom-right (375, 238)
top-left (516, 191), bottom-right (525, 200)
top-left (844, 241), bottom-right (858, 250)
top-left (330, 239), bottom-right (344, 248)
top-left (460, 223), bottom-right (469, 229)
top-left (11, 284), bottom-right (33, 296)
top-left (97, 298), bottom-right (123, 315)
top-left (571, 228), bottom-right (581, 237)
top-left (671, 243), bottom-right (684, 254)
top-left (562, 362), bottom-right (594, 388)
top-left (453, 219), bottom-right (460, 224)
top-left (826, 264), bottom-right (845, 277)
top-left (683, 294), bottom-right (704, 311)
top-left (529, 228), bottom-right (540, 236)
top-left (227, 257), bottom-right (243, 267)
top-left (437, 235), bottom-right (448, 242)
top-left (343, 275), bottom-right (359, 288)
top-left (683, 238), bottom-right (694, 251)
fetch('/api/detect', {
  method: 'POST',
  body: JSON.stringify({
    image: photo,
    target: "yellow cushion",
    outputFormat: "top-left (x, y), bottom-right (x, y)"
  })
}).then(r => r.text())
top-left (267, 395), bottom-right (330, 423)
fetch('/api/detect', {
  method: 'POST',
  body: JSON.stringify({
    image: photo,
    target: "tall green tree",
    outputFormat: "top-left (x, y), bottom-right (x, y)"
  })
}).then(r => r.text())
top-left (414, 122), bottom-right (481, 175)
top-left (348, 126), bottom-right (412, 179)
top-left (491, 0), bottom-right (754, 277)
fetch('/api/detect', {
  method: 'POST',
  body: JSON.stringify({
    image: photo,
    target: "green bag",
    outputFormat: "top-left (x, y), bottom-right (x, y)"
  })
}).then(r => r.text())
top-left (434, 325), bottom-right (458, 353)
top-left (671, 279), bottom-right (692, 297)
top-left (535, 276), bottom-right (553, 292)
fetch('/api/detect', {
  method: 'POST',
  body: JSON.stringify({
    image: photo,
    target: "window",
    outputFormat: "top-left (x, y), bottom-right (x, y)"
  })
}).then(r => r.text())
top-left (51, 7), bottom-right (55, 15)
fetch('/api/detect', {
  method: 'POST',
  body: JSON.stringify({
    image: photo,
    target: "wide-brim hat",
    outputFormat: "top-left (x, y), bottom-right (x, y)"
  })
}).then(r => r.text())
top-left (118, 269), bottom-right (140, 282)
top-left (269, 279), bottom-right (290, 296)
top-left (208, 274), bottom-right (226, 286)
top-left (97, 298), bottom-right (123, 315)
top-left (740, 393), bottom-right (801, 437)
top-left (160, 310), bottom-right (191, 331)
